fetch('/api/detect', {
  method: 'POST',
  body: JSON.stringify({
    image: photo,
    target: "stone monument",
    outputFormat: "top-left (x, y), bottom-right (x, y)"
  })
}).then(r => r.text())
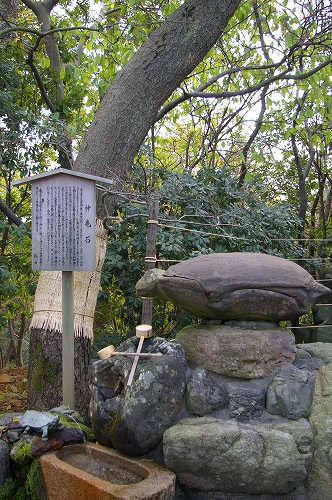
top-left (90, 252), bottom-right (332, 499)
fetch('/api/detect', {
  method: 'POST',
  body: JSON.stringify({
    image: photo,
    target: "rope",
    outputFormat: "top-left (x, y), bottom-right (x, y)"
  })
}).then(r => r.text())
top-left (158, 222), bottom-right (247, 240)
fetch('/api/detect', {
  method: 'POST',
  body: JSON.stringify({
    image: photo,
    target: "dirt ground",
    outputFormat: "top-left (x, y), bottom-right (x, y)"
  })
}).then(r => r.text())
top-left (0, 366), bottom-right (28, 413)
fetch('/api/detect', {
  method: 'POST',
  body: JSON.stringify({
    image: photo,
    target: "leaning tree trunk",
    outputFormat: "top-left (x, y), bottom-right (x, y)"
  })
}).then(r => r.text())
top-left (27, 0), bottom-right (241, 422)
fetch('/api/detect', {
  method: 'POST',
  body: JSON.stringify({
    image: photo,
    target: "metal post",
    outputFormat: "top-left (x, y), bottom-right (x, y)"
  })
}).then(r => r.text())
top-left (62, 270), bottom-right (75, 408)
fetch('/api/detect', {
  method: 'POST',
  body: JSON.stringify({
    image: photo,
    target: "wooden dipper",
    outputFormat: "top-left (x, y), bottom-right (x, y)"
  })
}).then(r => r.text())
top-left (98, 343), bottom-right (161, 359)
top-left (127, 324), bottom-right (153, 386)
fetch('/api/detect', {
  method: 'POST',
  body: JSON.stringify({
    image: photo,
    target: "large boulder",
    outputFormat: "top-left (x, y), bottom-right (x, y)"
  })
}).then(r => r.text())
top-left (175, 322), bottom-right (296, 379)
top-left (90, 337), bottom-right (187, 456)
top-left (136, 252), bottom-right (330, 321)
top-left (296, 342), bottom-right (332, 364)
top-left (163, 417), bottom-right (309, 495)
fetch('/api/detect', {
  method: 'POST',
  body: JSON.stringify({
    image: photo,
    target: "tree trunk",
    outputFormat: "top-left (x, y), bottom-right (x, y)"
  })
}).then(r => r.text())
top-left (27, 329), bottom-right (91, 424)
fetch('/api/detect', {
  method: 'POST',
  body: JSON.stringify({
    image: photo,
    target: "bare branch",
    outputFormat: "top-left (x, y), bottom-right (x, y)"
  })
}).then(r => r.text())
top-left (0, 23), bottom-right (108, 38)
top-left (238, 85), bottom-right (268, 187)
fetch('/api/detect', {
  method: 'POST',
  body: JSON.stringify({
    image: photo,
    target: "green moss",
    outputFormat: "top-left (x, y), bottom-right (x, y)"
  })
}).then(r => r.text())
top-left (104, 412), bottom-right (120, 436)
top-left (35, 342), bottom-right (42, 354)
top-left (13, 486), bottom-right (28, 500)
top-left (11, 440), bottom-right (33, 465)
top-left (25, 461), bottom-right (47, 500)
top-left (32, 374), bottom-right (43, 392)
top-left (32, 358), bottom-right (57, 392)
top-left (81, 424), bottom-right (96, 442)
top-left (57, 415), bottom-right (96, 442)
top-left (0, 478), bottom-right (15, 500)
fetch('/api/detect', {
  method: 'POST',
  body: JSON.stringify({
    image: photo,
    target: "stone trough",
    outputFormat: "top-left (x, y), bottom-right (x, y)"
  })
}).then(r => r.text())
top-left (39, 442), bottom-right (175, 500)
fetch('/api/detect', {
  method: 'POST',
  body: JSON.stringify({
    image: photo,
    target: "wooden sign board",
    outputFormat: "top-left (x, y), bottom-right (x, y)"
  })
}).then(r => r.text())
top-left (32, 174), bottom-right (95, 271)
top-left (13, 168), bottom-right (114, 272)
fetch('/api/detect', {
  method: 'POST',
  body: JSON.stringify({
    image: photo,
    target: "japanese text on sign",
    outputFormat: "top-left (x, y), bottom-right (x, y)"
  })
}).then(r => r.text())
top-left (32, 175), bottom-right (96, 271)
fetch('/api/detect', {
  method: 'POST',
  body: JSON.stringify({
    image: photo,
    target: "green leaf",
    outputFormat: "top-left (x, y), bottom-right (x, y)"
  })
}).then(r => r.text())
top-left (40, 56), bottom-right (50, 69)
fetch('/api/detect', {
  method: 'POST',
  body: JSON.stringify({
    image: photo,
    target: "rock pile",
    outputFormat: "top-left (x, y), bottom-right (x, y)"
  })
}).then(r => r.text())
top-left (90, 253), bottom-right (332, 499)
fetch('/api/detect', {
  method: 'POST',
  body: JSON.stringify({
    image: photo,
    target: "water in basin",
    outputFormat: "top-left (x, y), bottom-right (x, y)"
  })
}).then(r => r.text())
top-left (56, 444), bottom-right (147, 484)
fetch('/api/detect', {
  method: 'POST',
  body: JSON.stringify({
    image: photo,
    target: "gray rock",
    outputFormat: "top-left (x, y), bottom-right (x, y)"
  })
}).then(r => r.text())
top-left (226, 377), bottom-right (271, 421)
top-left (136, 253), bottom-right (330, 321)
top-left (0, 440), bottom-right (10, 487)
top-left (294, 358), bottom-right (325, 371)
top-left (90, 337), bottom-right (187, 455)
top-left (174, 484), bottom-right (308, 499)
top-left (267, 418), bottom-right (314, 456)
top-left (312, 293), bottom-right (332, 325)
top-left (295, 347), bottom-right (312, 360)
top-left (175, 322), bottom-right (296, 379)
top-left (0, 413), bottom-right (20, 426)
top-left (185, 368), bottom-right (228, 416)
top-left (296, 342), bottom-right (332, 364)
top-left (7, 431), bottom-right (20, 443)
top-left (266, 365), bottom-right (315, 420)
top-left (163, 417), bottom-right (308, 495)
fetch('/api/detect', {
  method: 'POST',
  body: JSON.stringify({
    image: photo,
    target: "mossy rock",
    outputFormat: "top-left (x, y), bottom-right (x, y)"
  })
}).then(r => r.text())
top-left (0, 478), bottom-right (15, 500)
top-left (10, 439), bottom-right (33, 465)
top-left (57, 414), bottom-right (95, 442)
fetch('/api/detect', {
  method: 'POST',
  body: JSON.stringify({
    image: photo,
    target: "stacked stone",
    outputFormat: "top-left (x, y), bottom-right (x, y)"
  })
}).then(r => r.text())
top-left (91, 253), bottom-right (332, 499)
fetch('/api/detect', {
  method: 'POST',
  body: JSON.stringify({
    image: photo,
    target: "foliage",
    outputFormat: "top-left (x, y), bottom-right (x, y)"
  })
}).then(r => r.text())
top-left (0, 223), bottom-right (36, 367)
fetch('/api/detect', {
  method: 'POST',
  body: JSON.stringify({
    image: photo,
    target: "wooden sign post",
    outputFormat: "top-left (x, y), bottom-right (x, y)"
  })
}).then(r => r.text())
top-left (13, 168), bottom-right (114, 408)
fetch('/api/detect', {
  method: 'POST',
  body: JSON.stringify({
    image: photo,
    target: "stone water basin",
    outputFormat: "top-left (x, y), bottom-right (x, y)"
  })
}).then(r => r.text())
top-left (39, 442), bottom-right (175, 500)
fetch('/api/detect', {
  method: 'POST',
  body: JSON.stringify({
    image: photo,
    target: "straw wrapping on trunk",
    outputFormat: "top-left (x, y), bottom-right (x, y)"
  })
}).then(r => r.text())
top-left (29, 220), bottom-right (108, 339)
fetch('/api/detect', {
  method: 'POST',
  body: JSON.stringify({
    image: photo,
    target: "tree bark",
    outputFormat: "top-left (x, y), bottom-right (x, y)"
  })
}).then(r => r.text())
top-left (27, 329), bottom-right (91, 424)
top-left (75, 0), bottom-right (242, 210)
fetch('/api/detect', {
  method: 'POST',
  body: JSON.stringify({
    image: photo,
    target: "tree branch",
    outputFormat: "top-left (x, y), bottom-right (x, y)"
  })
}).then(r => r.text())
top-left (0, 23), bottom-right (115, 38)
top-left (155, 57), bottom-right (332, 123)
top-left (186, 58), bottom-right (332, 98)
top-left (0, 197), bottom-right (30, 232)
top-left (26, 51), bottom-right (57, 112)
top-left (238, 85), bottom-right (268, 187)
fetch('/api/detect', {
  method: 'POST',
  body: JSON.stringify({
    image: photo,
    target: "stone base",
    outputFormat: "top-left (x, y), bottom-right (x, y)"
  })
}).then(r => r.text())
top-left (163, 417), bottom-right (311, 495)
top-left (175, 322), bottom-right (296, 378)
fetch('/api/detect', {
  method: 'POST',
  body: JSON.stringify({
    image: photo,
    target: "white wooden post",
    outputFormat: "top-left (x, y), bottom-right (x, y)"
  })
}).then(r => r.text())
top-left (62, 270), bottom-right (74, 408)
